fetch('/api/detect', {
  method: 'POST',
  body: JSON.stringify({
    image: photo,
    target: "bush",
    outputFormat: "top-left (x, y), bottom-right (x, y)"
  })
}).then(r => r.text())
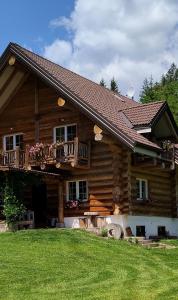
top-left (3, 184), bottom-right (25, 229)
top-left (100, 228), bottom-right (108, 237)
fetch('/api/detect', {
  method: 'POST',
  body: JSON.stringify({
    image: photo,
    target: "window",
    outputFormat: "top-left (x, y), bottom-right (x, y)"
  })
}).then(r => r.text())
top-left (66, 180), bottom-right (88, 201)
top-left (54, 124), bottom-right (77, 143)
top-left (136, 178), bottom-right (148, 200)
top-left (3, 134), bottom-right (23, 151)
top-left (158, 226), bottom-right (166, 236)
top-left (136, 226), bottom-right (145, 237)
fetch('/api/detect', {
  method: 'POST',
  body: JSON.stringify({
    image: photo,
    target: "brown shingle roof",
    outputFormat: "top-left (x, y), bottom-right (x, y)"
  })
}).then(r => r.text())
top-left (123, 101), bottom-right (166, 127)
top-left (2, 43), bottom-right (162, 151)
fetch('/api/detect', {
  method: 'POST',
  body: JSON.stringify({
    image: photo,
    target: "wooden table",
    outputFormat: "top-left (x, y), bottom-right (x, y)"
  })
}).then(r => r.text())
top-left (84, 212), bottom-right (99, 228)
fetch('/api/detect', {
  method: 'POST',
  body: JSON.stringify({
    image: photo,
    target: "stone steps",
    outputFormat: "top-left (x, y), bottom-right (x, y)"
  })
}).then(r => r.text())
top-left (141, 242), bottom-right (160, 248)
top-left (140, 241), bottom-right (176, 249)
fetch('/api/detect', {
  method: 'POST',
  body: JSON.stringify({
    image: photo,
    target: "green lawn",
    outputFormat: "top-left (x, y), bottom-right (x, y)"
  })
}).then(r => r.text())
top-left (0, 230), bottom-right (178, 300)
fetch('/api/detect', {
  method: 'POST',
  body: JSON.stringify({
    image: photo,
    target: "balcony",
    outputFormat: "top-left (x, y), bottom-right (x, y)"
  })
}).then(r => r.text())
top-left (132, 145), bottom-right (176, 169)
top-left (161, 147), bottom-right (174, 162)
top-left (0, 138), bottom-right (90, 170)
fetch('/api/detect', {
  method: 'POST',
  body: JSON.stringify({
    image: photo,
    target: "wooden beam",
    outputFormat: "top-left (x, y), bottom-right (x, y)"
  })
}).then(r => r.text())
top-left (57, 181), bottom-right (65, 227)
top-left (0, 71), bottom-right (29, 114)
top-left (34, 78), bottom-right (40, 143)
top-left (14, 146), bottom-right (20, 168)
top-left (0, 65), bottom-right (15, 90)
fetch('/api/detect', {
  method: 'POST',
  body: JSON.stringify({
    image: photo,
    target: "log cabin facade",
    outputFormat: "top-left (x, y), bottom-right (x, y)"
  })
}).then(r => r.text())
top-left (0, 43), bottom-right (178, 237)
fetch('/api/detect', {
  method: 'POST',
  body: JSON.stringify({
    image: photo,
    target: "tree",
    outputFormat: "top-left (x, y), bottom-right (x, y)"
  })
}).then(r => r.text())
top-left (110, 77), bottom-right (120, 93)
top-left (100, 78), bottom-right (106, 87)
top-left (139, 76), bottom-right (158, 103)
top-left (139, 63), bottom-right (178, 124)
top-left (165, 63), bottom-right (177, 82)
top-left (3, 180), bottom-right (25, 231)
top-left (3, 183), bottom-right (25, 230)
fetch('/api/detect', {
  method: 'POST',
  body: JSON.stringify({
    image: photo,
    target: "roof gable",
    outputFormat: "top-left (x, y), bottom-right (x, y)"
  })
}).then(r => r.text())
top-left (123, 101), bottom-right (166, 128)
top-left (0, 43), bottom-right (164, 151)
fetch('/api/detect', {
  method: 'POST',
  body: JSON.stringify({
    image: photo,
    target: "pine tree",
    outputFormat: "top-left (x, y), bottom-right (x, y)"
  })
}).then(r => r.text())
top-left (165, 63), bottom-right (177, 82)
top-left (110, 77), bottom-right (119, 93)
top-left (139, 76), bottom-right (157, 103)
top-left (161, 75), bottom-right (166, 86)
top-left (100, 78), bottom-right (106, 87)
top-left (139, 63), bottom-right (178, 124)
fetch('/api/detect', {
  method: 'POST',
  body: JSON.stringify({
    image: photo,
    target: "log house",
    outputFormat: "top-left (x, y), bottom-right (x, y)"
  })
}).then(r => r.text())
top-left (0, 43), bottom-right (178, 237)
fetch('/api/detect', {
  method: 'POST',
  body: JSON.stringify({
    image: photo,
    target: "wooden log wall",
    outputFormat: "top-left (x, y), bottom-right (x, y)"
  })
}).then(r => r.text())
top-left (64, 142), bottom-right (114, 217)
top-left (109, 144), bottom-right (131, 215)
top-left (130, 165), bottom-right (177, 217)
top-left (2, 67), bottom-right (175, 220)
top-left (0, 74), bottom-right (122, 218)
top-left (23, 177), bottom-right (60, 216)
top-left (0, 75), bottom-right (94, 147)
top-left (0, 76), bottom-right (35, 147)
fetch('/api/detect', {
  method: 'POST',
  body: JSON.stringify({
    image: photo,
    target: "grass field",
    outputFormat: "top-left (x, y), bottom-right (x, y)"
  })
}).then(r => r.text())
top-left (0, 229), bottom-right (178, 300)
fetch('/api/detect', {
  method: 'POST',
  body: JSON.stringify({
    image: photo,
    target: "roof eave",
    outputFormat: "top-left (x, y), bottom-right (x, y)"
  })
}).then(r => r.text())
top-left (7, 44), bottom-right (136, 149)
top-left (0, 43), bottom-right (161, 154)
top-left (134, 140), bottom-right (161, 155)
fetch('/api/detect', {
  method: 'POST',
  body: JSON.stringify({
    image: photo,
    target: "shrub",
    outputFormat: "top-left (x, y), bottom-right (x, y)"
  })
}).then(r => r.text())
top-left (3, 184), bottom-right (25, 230)
top-left (100, 228), bottom-right (108, 237)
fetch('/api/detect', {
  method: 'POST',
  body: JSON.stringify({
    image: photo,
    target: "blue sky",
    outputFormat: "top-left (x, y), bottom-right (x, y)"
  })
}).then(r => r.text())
top-left (0, 0), bottom-right (74, 53)
top-left (0, 0), bottom-right (178, 97)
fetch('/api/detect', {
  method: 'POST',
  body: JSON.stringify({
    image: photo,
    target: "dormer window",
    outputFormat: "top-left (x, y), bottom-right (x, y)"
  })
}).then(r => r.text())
top-left (54, 124), bottom-right (77, 143)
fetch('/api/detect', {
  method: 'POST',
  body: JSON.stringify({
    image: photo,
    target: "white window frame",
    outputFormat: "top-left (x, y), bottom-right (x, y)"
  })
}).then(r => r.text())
top-left (3, 133), bottom-right (23, 151)
top-left (53, 124), bottom-right (77, 143)
top-left (136, 178), bottom-right (148, 201)
top-left (66, 180), bottom-right (88, 202)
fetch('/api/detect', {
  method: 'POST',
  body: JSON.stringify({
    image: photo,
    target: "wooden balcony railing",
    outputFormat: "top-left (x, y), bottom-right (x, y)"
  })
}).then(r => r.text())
top-left (175, 147), bottom-right (178, 165)
top-left (0, 148), bottom-right (25, 169)
top-left (0, 138), bottom-right (90, 170)
top-left (161, 147), bottom-right (174, 162)
top-left (133, 145), bottom-right (176, 169)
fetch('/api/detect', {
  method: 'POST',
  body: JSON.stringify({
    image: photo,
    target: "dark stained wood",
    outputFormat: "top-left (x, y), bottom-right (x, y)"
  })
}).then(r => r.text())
top-left (58, 181), bottom-right (64, 224)
top-left (34, 78), bottom-right (40, 143)
top-left (130, 164), bottom-right (176, 217)
top-left (0, 62), bottom-right (177, 223)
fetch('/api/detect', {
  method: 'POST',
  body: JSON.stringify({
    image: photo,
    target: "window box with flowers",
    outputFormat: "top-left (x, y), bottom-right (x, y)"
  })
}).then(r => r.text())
top-left (29, 143), bottom-right (51, 163)
top-left (65, 180), bottom-right (88, 209)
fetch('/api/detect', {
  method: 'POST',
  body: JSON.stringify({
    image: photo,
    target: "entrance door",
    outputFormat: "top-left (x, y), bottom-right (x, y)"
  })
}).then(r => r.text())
top-left (32, 183), bottom-right (47, 227)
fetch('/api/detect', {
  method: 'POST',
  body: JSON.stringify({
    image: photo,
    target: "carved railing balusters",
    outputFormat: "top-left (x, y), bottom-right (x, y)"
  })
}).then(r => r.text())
top-left (0, 139), bottom-right (90, 170)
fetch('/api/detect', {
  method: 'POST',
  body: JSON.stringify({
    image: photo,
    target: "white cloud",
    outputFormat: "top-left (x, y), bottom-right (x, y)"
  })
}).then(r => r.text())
top-left (43, 40), bottom-right (72, 65)
top-left (43, 0), bottom-right (178, 98)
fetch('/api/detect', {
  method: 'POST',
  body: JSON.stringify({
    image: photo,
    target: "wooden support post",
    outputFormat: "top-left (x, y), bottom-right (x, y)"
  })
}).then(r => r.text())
top-left (15, 146), bottom-right (20, 168)
top-left (73, 137), bottom-right (79, 167)
top-left (24, 145), bottom-right (30, 169)
top-left (87, 141), bottom-right (91, 168)
top-left (56, 181), bottom-right (65, 227)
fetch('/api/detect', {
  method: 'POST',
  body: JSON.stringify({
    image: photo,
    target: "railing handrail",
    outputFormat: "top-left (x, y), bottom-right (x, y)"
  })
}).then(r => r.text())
top-left (161, 146), bottom-right (174, 162)
top-left (0, 138), bottom-right (90, 169)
